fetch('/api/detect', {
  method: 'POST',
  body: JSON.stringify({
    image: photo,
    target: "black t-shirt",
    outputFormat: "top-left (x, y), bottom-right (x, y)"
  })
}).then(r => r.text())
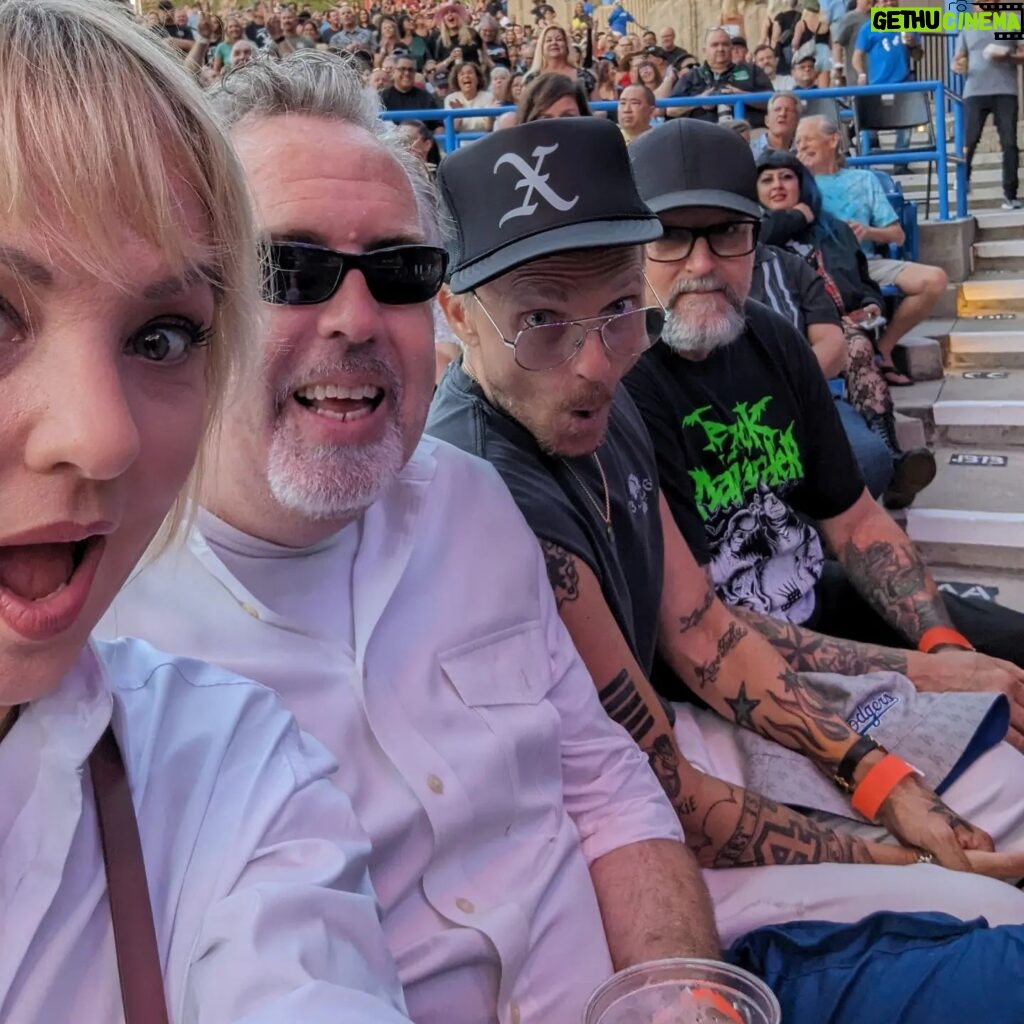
top-left (672, 61), bottom-right (773, 127)
top-left (427, 363), bottom-right (710, 691)
top-left (163, 22), bottom-right (196, 41)
top-left (624, 301), bottom-right (865, 626)
top-left (484, 41), bottom-right (512, 67)
top-left (750, 244), bottom-right (840, 338)
top-left (428, 29), bottom-right (483, 65)
top-left (380, 85), bottom-right (442, 129)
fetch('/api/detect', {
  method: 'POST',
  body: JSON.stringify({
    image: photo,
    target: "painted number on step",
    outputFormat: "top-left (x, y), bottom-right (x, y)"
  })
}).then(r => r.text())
top-left (973, 313), bottom-right (1017, 320)
top-left (963, 371), bottom-right (1010, 379)
top-left (938, 582), bottom-right (999, 602)
top-left (949, 452), bottom-right (1008, 466)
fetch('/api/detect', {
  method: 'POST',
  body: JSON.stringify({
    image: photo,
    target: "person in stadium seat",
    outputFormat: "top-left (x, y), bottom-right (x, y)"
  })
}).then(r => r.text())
top-left (626, 119), bottom-right (1024, 679)
top-left (1, 5), bottom-right (413, 1021)
top-left (749, 90), bottom-right (799, 157)
top-left (426, 116), bottom-right (1024, 946)
top-left (101, 52), bottom-right (720, 1024)
top-left (755, 148), bottom-right (937, 509)
top-left (796, 114), bottom-right (949, 386)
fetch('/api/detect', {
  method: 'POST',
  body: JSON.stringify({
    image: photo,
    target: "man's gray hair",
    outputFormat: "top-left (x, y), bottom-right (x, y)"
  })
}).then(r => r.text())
top-left (801, 113), bottom-right (846, 166)
top-left (207, 50), bottom-right (443, 244)
top-left (767, 90), bottom-right (799, 112)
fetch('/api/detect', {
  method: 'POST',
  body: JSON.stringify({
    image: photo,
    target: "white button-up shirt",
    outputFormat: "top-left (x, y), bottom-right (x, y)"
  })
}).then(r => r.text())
top-left (0, 638), bottom-right (410, 1024)
top-left (101, 438), bottom-right (683, 1024)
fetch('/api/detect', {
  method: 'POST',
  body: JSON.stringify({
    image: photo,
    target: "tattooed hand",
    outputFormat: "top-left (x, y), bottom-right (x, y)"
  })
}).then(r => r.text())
top-left (874, 773), bottom-right (994, 870)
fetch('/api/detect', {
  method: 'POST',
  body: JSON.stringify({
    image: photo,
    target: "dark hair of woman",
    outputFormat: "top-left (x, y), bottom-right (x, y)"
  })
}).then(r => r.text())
top-left (516, 70), bottom-right (592, 123)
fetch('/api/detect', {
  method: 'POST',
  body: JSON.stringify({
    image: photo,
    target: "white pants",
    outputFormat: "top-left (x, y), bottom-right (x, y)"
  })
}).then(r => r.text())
top-left (673, 704), bottom-right (1024, 946)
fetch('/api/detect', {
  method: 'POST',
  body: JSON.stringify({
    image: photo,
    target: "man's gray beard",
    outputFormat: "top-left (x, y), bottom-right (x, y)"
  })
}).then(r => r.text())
top-left (266, 422), bottom-right (405, 521)
top-left (264, 355), bottom-right (406, 521)
top-left (659, 278), bottom-right (746, 360)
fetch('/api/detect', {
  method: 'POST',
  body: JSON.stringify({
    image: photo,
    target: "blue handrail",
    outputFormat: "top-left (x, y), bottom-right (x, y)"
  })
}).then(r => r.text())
top-left (380, 80), bottom-right (966, 221)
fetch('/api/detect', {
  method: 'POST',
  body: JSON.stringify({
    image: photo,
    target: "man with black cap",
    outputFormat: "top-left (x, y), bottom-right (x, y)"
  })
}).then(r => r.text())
top-left (625, 118), bottom-right (1024, 699)
top-left (669, 27), bottom-right (773, 128)
top-left (426, 116), bottom-right (1024, 938)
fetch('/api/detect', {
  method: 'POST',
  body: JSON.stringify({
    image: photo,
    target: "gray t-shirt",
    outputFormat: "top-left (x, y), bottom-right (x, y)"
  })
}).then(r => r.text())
top-left (956, 30), bottom-right (1019, 99)
top-left (835, 9), bottom-right (869, 85)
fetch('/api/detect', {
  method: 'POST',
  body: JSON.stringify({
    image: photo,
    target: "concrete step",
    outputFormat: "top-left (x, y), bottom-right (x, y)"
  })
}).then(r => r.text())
top-left (906, 184), bottom-right (1006, 210)
top-left (974, 209), bottom-right (1024, 242)
top-left (905, 443), bottom-right (1024, 571)
top-left (958, 274), bottom-right (1024, 314)
top-left (932, 369), bottom-right (1024, 445)
top-left (948, 325), bottom-right (1024, 367)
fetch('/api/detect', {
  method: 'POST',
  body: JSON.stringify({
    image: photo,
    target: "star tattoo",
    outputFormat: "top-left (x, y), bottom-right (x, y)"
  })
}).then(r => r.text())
top-left (725, 682), bottom-right (761, 728)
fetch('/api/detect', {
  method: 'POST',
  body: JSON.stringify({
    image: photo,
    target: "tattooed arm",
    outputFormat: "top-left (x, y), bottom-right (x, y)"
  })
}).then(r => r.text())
top-left (818, 489), bottom-right (954, 644)
top-left (539, 538), bottom-right (916, 870)
top-left (656, 496), bottom-right (861, 777)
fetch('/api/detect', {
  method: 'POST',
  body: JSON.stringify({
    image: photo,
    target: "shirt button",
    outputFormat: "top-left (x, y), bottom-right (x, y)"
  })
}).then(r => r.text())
top-left (510, 1001), bottom-right (521, 1024)
top-left (240, 602), bottom-right (261, 619)
top-left (427, 774), bottom-right (445, 795)
top-left (455, 896), bottom-right (475, 915)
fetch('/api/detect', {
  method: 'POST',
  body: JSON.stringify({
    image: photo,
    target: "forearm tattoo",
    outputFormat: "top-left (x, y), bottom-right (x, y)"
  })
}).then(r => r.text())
top-left (736, 608), bottom-right (909, 676)
top-left (647, 733), bottom-right (684, 804)
top-left (698, 786), bottom-right (873, 869)
top-left (694, 621), bottom-right (748, 690)
top-left (839, 536), bottom-right (953, 643)
top-left (761, 670), bottom-right (852, 771)
top-left (540, 540), bottom-right (580, 610)
top-left (678, 584), bottom-right (715, 634)
top-left (724, 681), bottom-right (761, 728)
top-left (598, 669), bottom-right (655, 745)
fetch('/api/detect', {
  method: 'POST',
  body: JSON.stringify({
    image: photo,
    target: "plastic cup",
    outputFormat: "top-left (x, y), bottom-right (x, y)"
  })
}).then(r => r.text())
top-left (583, 958), bottom-right (781, 1024)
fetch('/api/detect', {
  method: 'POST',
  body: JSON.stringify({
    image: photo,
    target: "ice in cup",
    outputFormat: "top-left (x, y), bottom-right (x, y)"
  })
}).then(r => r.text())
top-left (583, 958), bottom-right (780, 1024)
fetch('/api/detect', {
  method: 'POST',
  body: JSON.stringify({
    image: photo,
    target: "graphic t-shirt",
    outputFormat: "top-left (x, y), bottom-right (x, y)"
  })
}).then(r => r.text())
top-left (624, 300), bottom-right (865, 625)
top-left (853, 23), bottom-right (911, 83)
top-left (815, 168), bottom-right (899, 255)
top-left (427, 364), bottom-right (709, 688)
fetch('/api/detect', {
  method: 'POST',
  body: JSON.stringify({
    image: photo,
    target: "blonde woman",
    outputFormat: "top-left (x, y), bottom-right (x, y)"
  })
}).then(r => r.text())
top-left (0, 1), bottom-right (410, 1021)
top-left (525, 23), bottom-right (595, 94)
top-left (428, 2), bottom-right (483, 70)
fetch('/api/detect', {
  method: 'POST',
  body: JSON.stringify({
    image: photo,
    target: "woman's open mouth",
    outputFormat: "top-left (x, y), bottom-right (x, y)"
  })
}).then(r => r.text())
top-left (0, 534), bottom-right (106, 641)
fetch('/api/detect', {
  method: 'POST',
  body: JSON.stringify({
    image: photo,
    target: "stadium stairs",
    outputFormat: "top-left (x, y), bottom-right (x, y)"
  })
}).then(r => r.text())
top-left (890, 127), bottom-right (1024, 613)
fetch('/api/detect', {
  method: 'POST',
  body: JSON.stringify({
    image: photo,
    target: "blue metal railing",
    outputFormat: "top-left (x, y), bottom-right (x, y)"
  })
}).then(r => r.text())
top-left (380, 80), bottom-right (968, 221)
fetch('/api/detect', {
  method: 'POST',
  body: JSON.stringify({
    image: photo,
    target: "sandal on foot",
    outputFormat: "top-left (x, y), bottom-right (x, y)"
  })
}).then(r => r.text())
top-left (879, 363), bottom-right (914, 387)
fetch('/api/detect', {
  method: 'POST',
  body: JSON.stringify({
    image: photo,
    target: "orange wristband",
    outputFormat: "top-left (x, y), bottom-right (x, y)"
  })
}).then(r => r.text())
top-left (850, 753), bottom-right (918, 822)
top-left (918, 626), bottom-right (974, 654)
top-left (690, 988), bottom-right (743, 1024)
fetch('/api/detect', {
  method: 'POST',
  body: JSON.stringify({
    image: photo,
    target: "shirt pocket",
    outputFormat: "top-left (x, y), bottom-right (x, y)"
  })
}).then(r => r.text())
top-left (439, 623), bottom-right (563, 844)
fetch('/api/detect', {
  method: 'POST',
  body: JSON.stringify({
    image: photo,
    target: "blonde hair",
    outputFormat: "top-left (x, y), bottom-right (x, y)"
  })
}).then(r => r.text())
top-left (530, 24), bottom-right (576, 77)
top-left (438, 17), bottom-right (474, 50)
top-left (0, 0), bottom-right (261, 541)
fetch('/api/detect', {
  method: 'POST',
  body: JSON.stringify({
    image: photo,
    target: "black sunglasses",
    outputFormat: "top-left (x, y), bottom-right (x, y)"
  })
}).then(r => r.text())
top-left (264, 240), bottom-right (449, 306)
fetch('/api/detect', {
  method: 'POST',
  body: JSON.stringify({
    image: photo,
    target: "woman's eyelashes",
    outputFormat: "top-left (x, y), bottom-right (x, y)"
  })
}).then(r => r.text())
top-left (126, 316), bottom-right (213, 366)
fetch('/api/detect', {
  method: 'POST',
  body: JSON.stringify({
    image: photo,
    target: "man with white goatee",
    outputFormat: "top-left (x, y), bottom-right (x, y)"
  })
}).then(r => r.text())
top-left (99, 51), bottom-right (719, 1024)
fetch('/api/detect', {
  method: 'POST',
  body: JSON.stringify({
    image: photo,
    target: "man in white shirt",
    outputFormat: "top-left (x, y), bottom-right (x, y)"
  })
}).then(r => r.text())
top-left (101, 50), bottom-right (717, 1024)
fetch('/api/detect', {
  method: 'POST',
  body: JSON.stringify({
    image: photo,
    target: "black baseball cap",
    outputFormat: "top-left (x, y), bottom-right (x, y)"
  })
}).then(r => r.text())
top-left (629, 119), bottom-right (761, 219)
top-left (438, 118), bottom-right (662, 293)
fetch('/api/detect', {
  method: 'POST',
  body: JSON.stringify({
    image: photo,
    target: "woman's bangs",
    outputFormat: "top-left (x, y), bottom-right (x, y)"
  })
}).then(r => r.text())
top-left (0, 18), bottom-right (221, 292)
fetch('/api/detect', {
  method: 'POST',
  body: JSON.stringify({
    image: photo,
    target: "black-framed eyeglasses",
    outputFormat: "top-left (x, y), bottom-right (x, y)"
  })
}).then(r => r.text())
top-left (263, 240), bottom-right (449, 306)
top-left (473, 296), bottom-right (665, 372)
top-left (646, 220), bottom-right (760, 263)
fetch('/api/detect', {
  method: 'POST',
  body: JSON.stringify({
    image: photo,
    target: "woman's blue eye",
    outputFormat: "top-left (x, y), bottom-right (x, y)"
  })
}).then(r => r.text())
top-left (128, 318), bottom-right (212, 365)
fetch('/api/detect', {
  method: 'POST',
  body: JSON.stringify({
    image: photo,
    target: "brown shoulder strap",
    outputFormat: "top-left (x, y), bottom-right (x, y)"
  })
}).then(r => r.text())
top-left (89, 726), bottom-right (170, 1024)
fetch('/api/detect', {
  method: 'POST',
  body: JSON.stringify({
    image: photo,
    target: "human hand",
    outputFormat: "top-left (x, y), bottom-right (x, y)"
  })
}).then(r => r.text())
top-left (864, 839), bottom-right (1024, 881)
top-left (793, 201), bottom-right (815, 223)
top-left (450, 46), bottom-right (463, 61)
top-left (720, 84), bottom-right (743, 93)
top-left (952, 54), bottom-right (968, 74)
top-left (875, 771), bottom-right (994, 871)
top-left (908, 648), bottom-right (1024, 750)
top-left (846, 219), bottom-right (870, 241)
top-left (448, 96), bottom-right (463, 107)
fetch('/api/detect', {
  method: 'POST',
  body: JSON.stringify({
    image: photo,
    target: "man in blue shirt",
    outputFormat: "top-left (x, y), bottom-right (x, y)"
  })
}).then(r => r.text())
top-left (852, 0), bottom-right (921, 150)
top-left (608, 0), bottom-right (635, 36)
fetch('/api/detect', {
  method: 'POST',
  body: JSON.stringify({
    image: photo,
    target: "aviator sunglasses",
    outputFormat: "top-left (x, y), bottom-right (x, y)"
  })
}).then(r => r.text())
top-left (263, 240), bottom-right (449, 306)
